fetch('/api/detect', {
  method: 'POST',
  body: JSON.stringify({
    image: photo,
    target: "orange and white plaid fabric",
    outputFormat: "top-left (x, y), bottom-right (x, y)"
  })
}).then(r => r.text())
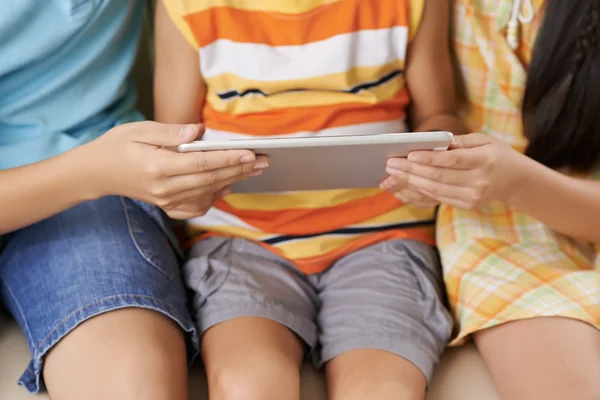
top-left (442, 0), bottom-right (600, 345)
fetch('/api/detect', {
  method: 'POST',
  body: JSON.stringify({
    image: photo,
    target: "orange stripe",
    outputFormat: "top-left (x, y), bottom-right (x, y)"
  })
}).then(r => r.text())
top-left (184, 0), bottom-right (408, 47)
top-left (186, 228), bottom-right (435, 275)
top-left (203, 90), bottom-right (409, 135)
top-left (214, 192), bottom-right (402, 235)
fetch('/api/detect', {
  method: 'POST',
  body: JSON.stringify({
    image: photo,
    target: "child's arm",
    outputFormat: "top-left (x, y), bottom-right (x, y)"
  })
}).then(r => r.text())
top-left (457, 134), bottom-right (600, 245)
top-left (404, 0), bottom-right (467, 135)
top-left (0, 122), bottom-right (262, 233)
top-left (387, 133), bottom-right (600, 243)
top-left (509, 159), bottom-right (600, 243)
top-left (381, 0), bottom-right (468, 203)
top-left (154, 1), bottom-right (205, 124)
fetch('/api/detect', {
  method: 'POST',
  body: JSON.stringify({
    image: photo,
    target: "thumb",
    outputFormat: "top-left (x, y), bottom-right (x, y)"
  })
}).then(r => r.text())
top-left (134, 122), bottom-right (205, 147)
top-left (450, 133), bottom-right (493, 150)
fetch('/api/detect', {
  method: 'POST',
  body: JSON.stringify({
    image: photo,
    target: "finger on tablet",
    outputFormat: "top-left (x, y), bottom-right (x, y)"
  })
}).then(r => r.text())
top-left (162, 149), bottom-right (260, 176)
top-left (164, 164), bottom-right (258, 197)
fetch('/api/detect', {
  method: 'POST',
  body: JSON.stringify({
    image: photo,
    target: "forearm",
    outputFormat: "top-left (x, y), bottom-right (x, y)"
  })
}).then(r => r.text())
top-left (406, 0), bottom-right (468, 138)
top-left (414, 113), bottom-right (469, 136)
top-left (509, 159), bottom-right (600, 243)
top-left (154, 0), bottom-right (204, 124)
top-left (0, 149), bottom-right (94, 234)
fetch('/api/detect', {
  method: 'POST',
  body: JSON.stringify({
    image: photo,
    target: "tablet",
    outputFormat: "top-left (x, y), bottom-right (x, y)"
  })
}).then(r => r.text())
top-left (177, 131), bottom-right (453, 193)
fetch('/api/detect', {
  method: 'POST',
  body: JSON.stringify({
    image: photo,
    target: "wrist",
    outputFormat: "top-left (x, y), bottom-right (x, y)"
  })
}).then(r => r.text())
top-left (505, 155), bottom-right (551, 210)
top-left (414, 114), bottom-right (470, 136)
top-left (63, 144), bottom-right (104, 202)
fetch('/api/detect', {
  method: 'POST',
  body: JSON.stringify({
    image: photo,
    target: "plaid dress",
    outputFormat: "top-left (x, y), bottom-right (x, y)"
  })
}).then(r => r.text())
top-left (442, 0), bottom-right (600, 345)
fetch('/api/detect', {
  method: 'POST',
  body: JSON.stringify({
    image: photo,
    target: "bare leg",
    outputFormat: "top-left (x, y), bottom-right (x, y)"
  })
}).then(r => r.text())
top-left (475, 317), bottom-right (600, 400)
top-left (44, 308), bottom-right (189, 400)
top-left (202, 317), bottom-right (305, 400)
top-left (326, 349), bottom-right (427, 400)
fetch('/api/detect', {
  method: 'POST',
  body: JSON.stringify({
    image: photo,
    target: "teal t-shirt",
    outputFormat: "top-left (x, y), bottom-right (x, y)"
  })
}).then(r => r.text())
top-left (0, 0), bottom-right (145, 169)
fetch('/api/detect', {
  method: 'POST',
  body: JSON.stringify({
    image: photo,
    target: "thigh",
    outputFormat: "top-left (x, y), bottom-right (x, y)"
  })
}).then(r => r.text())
top-left (185, 236), bottom-right (319, 349)
top-left (316, 239), bottom-right (453, 383)
top-left (475, 317), bottom-right (600, 400)
top-left (0, 196), bottom-right (197, 393)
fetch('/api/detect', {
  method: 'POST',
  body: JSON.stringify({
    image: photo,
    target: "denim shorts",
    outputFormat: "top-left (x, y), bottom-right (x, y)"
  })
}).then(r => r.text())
top-left (0, 197), bottom-right (199, 393)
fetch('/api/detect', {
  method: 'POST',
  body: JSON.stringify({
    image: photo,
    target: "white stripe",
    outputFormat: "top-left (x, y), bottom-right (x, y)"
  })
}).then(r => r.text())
top-left (202, 119), bottom-right (408, 141)
top-left (188, 207), bottom-right (260, 231)
top-left (200, 27), bottom-right (408, 81)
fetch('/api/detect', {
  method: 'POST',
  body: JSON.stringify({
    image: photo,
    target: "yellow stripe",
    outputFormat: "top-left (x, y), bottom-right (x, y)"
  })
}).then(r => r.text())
top-left (223, 189), bottom-right (382, 211)
top-left (186, 225), bottom-right (271, 240)
top-left (206, 73), bottom-right (405, 115)
top-left (173, 0), bottom-right (343, 15)
top-left (275, 234), bottom-right (361, 259)
top-left (354, 205), bottom-right (437, 226)
top-left (408, 0), bottom-right (425, 41)
top-left (204, 62), bottom-right (404, 94)
top-left (189, 221), bottom-right (435, 260)
top-left (163, 0), bottom-right (200, 50)
top-left (187, 207), bottom-right (437, 235)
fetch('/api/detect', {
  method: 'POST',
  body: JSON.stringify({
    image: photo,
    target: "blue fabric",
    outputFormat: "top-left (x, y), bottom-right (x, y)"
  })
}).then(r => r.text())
top-left (0, 0), bottom-right (144, 169)
top-left (0, 197), bottom-right (199, 393)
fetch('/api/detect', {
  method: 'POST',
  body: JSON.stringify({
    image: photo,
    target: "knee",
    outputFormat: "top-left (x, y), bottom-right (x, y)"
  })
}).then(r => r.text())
top-left (100, 313), bottom-right (189, 398)
top-left (207, 356), bottom-right (300, 400)
top-left (541, 384), bottom-right (600, 400)
top-left (44, 309), bottom-right (189, 400)
top-left (210, 368), bottom-right (265, 400)
top-left (578, 380), bottom-right (600, 400)
top-left (513, 374), bottom-right (600, 400)
top-left (326, 351), bottom-right (427, 400)
top-left (112, 337), bottom-right (187, 392)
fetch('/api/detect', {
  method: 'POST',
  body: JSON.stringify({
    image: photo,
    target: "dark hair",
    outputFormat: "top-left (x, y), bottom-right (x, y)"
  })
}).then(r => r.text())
top-left (522, 0), bottom-right (600, 171)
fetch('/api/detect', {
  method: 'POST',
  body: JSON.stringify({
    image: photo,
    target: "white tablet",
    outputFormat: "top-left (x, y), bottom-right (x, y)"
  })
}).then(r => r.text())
top-left (177, 131), bottom-right (453, 193)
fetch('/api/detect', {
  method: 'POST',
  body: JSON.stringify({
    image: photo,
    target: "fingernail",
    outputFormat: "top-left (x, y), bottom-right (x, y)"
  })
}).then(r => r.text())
top-left (179, 124), bottom-right (196, 138)
top-left (408, 154), bottom-right (422, 163)
top-left (250, 169), bottom-right (263, 177)
top-left (387, 159), bottom-right (401, 169)
top-left (253, 161), bottom-right (269, 169)
top-left (386, 167), bottom-right (406, 177)
top-left (220, 187), bottom-right (231, 197)
top-left (387, 158), bottom-right (410, 170)
top-left (240, 154), bottom-right (256, 163)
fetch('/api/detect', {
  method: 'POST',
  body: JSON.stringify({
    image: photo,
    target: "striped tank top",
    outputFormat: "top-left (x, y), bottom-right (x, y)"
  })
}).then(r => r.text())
top-left (165, 0), bottom-right (435, 274)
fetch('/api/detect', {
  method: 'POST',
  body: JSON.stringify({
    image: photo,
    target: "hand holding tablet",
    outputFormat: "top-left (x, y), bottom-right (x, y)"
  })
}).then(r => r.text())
top-left (177, 131), bottom-right (453, 193)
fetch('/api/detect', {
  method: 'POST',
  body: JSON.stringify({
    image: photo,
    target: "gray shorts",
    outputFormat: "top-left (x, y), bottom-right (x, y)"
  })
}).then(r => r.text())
top-left (184, 237), bottom-right (452, 382)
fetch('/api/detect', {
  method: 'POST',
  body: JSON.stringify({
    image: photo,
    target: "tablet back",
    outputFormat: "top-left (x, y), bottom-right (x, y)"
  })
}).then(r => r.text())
top-left (231, 139), bottom-right (448, 193)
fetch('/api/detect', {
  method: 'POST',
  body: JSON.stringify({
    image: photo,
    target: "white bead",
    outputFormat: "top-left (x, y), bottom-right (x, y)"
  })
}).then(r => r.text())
top-left (506, 0), bottom-right (535, 50)
top-left (507, 20), bottom-right (520, 50)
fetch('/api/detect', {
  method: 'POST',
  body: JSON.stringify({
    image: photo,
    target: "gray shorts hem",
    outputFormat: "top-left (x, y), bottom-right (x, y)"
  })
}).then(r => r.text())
top-left (317, 333), bottom-right (440, 383)
top-left (197, 302), bottom-right (318, 348)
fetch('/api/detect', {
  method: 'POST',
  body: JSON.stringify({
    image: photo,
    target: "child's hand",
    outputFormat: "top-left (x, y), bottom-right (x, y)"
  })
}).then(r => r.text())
top-left (80, 122), bottom-right (268, 219)
top-left (384, 133), bottom-right (530, 210)
top-left (380, 173), bottom-right (439, 208)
